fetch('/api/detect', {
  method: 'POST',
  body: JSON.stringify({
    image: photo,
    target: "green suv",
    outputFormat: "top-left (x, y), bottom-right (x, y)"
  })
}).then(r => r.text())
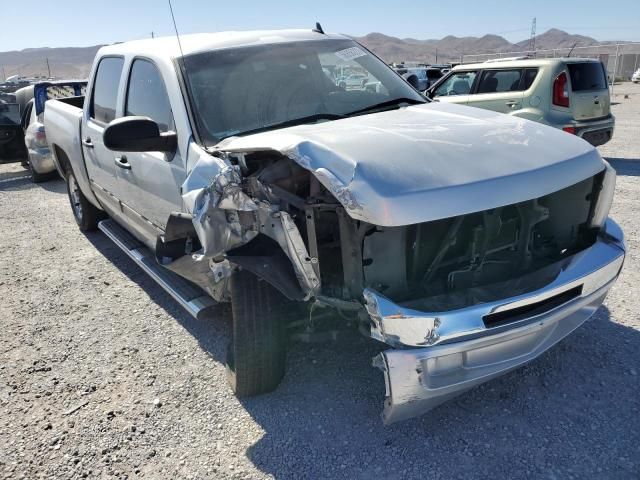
top-left (426, 58), bottom-right (614, 146)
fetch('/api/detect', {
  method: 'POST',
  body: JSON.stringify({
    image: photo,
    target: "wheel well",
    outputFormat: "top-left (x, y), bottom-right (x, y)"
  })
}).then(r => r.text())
top-left (53, 145), bottom-right (72, 179)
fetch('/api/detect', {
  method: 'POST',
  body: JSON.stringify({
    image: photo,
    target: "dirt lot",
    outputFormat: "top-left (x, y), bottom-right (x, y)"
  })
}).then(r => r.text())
top-left (1, 83), bottom-right (639, 480)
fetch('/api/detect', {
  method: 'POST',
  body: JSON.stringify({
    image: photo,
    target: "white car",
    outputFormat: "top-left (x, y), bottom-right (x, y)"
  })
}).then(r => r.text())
top-left (337, 73), bottom-right (368, 89)
top-left (632, 69), bottom-right (640, 83)
top-left (45, 29), bottom-right (625, 424)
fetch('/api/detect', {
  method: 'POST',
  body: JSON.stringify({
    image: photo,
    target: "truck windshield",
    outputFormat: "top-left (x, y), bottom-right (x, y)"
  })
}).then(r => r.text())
top-left (182, 39), bottom-right (425, 145)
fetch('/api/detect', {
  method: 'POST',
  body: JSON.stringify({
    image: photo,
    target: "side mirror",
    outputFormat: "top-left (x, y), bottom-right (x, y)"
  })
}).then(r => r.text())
top-left (103, 116), bottom-right (176, 153)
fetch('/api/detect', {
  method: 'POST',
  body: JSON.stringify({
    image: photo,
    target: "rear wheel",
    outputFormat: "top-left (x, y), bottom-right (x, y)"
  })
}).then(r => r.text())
top-left (66, 171), bottom-right (102, 231)
top-left (226, 269), bottom-right (287, 397)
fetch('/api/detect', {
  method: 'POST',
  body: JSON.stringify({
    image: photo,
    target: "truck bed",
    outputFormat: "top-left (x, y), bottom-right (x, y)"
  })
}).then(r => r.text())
top-left (44, 98), bottom-right (101, 208)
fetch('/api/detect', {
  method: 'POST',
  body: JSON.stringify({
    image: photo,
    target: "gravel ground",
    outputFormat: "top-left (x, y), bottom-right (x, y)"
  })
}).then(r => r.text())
top-left (1, 83), bottom-right (639, 480)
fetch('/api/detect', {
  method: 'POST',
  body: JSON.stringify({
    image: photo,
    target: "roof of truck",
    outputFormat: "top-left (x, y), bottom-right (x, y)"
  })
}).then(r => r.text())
top-left (98, 29), bottom-right (349, 59)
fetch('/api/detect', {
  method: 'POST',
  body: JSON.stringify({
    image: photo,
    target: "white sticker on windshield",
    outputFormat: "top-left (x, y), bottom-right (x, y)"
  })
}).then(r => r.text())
top-left (334, 46), bottom-right (367, 61)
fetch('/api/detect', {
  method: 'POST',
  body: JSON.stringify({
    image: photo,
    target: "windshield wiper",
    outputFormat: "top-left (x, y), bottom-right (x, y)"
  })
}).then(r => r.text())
top-left (223, 113), bottom-right (345, 140)
top-left (345, 97), bottom-right (426, 117)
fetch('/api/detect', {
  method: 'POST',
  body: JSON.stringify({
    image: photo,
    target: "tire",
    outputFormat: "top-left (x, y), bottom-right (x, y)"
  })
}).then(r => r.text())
top-left (339, 82), bottom-right (346, 89)
top-left (66, 171), bottom-right (102, 231)
top-left (226, 269), bottom-right (287, 397)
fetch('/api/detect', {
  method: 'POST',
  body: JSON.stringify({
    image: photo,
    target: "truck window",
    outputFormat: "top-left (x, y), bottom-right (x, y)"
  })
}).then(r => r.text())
top-left (125, 59), bottom-right (174, 132)
top-left (91, 57), bottom-right (124, 124)
top-left (477, 69), bottom-right (523, 93)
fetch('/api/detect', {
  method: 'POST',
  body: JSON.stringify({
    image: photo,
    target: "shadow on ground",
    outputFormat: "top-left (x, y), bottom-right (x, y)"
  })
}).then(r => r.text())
top-left (85, 229), bottom-right (640, 479)
top-left (0, 169), bottom-right (65, 193)
top-left (606, 157), bottom-right (640, 177)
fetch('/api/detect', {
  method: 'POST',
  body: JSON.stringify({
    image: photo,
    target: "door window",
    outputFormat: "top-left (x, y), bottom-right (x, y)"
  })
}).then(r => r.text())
top-left (125, 59), bottom-right (174, 132)
top-left (434, 71), bottom-right (477, 97)
top-left (91, 57), bottom-right (124, 123)
top-left (522, 68), bottom-right (539, 90)
top-left (477, 69), bottom-right (523, 94)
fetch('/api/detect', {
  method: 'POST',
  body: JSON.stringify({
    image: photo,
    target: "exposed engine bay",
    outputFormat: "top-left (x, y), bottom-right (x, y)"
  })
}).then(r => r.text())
top-left (165, 148), bottom-right (606, 334)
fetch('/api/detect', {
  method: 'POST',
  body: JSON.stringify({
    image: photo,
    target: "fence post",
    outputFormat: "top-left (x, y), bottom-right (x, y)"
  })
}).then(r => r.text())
top-left (611, 43), bottom-right (620, 96)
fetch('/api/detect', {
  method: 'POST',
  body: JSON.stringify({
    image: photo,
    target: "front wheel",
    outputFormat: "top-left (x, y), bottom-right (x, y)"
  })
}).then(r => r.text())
top-left (66, 171), bottom-right (102, 231)
top-left (226, 269), bottom-right (287, 397)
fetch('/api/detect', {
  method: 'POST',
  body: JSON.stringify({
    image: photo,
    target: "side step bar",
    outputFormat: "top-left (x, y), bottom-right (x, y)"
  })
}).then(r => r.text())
top-left (98, 219), bottom-right (217, 319)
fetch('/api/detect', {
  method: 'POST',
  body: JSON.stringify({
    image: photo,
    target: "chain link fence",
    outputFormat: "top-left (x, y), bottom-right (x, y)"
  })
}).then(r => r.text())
top-left (460, 43), bottom-right (640, 82)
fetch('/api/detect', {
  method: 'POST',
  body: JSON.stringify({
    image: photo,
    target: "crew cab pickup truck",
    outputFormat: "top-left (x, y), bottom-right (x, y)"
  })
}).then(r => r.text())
top-left (45, 29), bottom-right (625, 424)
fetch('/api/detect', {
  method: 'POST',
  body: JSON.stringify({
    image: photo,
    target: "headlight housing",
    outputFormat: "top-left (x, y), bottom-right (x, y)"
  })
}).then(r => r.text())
top-left (590, 160), bottom-right (616, 229)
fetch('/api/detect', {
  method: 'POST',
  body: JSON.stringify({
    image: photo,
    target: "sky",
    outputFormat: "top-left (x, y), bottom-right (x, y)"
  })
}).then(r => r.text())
top-left (1, 0), bottom-right (639, 51)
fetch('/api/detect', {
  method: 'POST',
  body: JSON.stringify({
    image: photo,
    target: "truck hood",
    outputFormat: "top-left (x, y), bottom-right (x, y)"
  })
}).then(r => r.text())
top-left (215, 102), bottom-right (605, 226)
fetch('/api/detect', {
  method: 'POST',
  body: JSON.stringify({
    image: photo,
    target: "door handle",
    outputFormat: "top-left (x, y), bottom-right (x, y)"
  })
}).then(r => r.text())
top-left (114, 155), bottom-right (131, 170)
top-left (505, 101), bottom-right (520, 108)
top-left (82, 137), bottom-right (94, 148)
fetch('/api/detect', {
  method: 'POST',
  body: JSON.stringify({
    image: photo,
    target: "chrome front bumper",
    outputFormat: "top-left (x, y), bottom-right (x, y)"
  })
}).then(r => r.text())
top-left (367, 219), bottom-right (625, 424)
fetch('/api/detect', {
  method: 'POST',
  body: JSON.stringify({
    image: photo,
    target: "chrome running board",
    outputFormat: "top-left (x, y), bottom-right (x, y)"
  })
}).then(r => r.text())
top-left (98, 219), bottom-right (217, 319)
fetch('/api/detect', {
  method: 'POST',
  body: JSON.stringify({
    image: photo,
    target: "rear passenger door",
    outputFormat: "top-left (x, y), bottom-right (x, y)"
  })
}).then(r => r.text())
top-left (116, 58), bottom-right (186, 244)
top-left (467, 68), bottom-right (525, 114)
top-left (82, 56), bottom-right (125, 212)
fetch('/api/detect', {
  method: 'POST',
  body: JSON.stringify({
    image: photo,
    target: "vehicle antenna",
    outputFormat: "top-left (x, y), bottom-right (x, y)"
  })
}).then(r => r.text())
top-left (168, 0), bottom-right (186, 59)
top-left (567, 42), bottom-right (577, 58)
top-left (313, 22), bottom-right (325, 35)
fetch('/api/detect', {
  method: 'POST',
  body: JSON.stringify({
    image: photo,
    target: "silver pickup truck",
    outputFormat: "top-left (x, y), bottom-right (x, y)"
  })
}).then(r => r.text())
top-left (45, 29), bottom-right (625, 424)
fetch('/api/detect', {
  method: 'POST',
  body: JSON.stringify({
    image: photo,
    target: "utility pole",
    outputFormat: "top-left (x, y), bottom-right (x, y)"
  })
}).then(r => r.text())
top-left (1, 66), bottom-right (5, 81)
top-left (46, 57), bottom-right (51, 78)
top-left (435, 48), bottom-right (438, 63)
top-left (151, 31), bottom-right (155, 39)
top-left (528, 17), bottom-right (537, 56)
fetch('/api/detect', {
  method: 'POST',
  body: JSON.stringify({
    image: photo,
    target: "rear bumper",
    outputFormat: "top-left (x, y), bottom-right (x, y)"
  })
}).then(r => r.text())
top-left (568, 115), bottom-right (615, 147)
top-left (369, 219), bottom-right (625, 424)
top-left (28, 147), bottom-right (55, 174)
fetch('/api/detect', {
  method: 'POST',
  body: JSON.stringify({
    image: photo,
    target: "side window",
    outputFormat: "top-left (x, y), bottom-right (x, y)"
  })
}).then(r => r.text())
top-left (522, 68), bottom-right (539, 90)
top-left (91, 57), bottom-right (124, 123)
top-left (477, 69), bottom-right (523, 94)
top-left (434, 71), bottom-right (477, 97)
top-left (125, 59), bottom-right (174, 132)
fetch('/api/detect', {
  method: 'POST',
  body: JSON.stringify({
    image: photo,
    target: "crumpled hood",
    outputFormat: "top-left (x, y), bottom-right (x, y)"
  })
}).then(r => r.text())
top-left (215, 102), bottom-right (605, 226)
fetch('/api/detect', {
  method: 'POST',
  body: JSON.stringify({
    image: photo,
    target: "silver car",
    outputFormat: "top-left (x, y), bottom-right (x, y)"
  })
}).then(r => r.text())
top-left (19, 81), bottom-right (86, 182)
top-left (427, 58), bottom-right (615, 147)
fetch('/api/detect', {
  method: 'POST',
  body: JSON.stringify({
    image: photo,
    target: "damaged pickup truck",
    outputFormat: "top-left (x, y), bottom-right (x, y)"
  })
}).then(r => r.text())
top-left (44, 29), bottom-right (625, 423)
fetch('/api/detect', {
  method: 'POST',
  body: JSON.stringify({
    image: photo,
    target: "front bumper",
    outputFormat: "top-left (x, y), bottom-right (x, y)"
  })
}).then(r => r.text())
top-left (368, 219), bottom-right (625, 424)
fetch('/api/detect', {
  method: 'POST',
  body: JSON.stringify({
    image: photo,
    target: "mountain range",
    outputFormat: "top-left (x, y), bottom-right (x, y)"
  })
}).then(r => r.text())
top-left (0, 29), bottom-right (612, 79)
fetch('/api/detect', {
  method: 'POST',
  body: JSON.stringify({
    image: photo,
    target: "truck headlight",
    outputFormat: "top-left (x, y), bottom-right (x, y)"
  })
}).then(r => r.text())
top-left (590, 160), bottom-right (616, 229)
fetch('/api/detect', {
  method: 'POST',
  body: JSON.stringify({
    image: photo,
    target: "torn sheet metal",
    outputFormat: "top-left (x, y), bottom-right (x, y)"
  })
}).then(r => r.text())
top-left (178, 146), bottom-right (320, 298)
top-left (183, 153), bottom-right (259, 260)
top-left (214, 102), bottom-right (606, 227)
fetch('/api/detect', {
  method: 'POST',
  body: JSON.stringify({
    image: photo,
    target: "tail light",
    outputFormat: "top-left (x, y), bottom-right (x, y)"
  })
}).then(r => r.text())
top-left (562, 126), bottom-right (576, 135)
top-left (553, 72), bottom-right (570, 108)
top-left (34, 127), bottom-right (47, 148)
